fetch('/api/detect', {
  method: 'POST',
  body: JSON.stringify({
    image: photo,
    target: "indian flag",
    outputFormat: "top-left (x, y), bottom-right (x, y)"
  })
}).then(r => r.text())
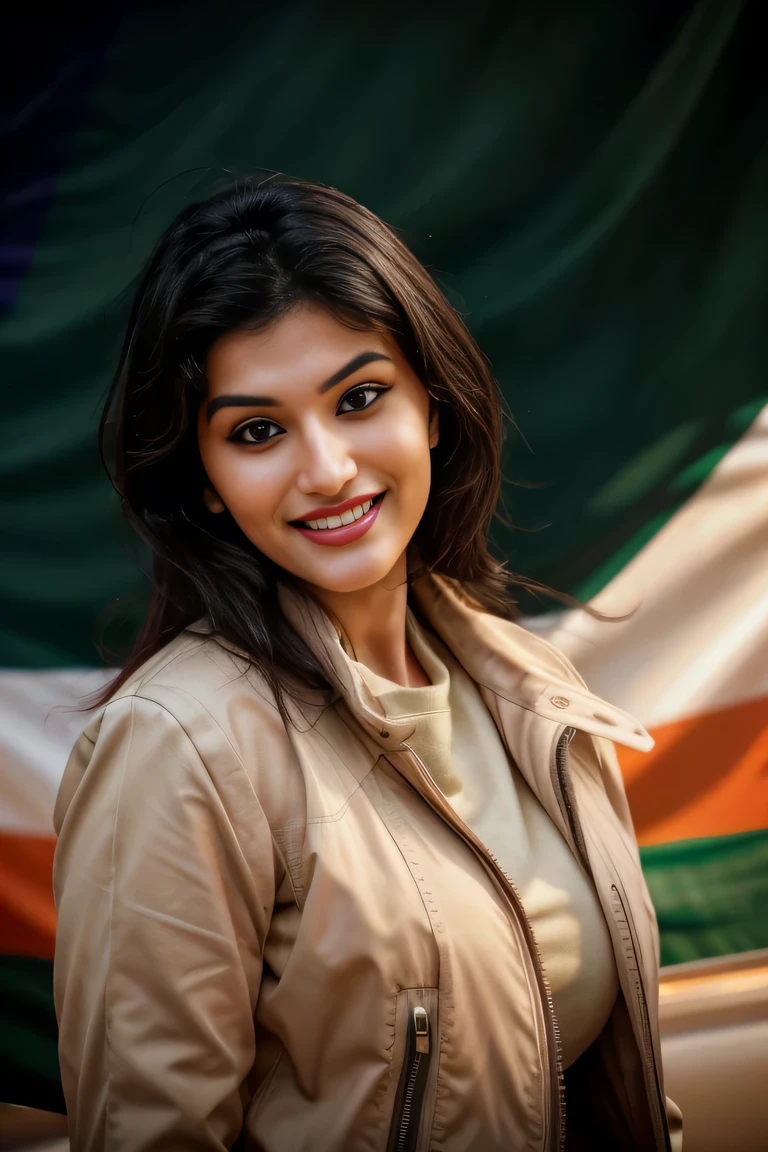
top-left (2, 0), bottom-right (765, 1115)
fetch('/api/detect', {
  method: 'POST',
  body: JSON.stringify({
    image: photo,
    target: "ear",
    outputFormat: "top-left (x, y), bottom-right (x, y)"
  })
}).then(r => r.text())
top-left (428, 405), bottom-right (440, 450)
top-left (203, 486), bottom-right (226, 514)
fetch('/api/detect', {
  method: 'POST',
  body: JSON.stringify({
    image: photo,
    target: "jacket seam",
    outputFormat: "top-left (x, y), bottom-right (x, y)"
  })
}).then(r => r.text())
top-left (307, 776), bottom-right (370, 824)
top-left (367, 762), bottom-right (444, 971)
top-left (379, 707), bottom-right (451, 721)
top-left (102, 697), bottom-right (138, 1148)
top-left (131, 685), bottom-right (287, 863)
top-left (113, 634), bottom-right (219, 698)
top-left (99, 696), bottom-right (276, 1141)
top-left (202, 644), bottom-right (284, 717)
top-left (133, 685), bottom-right (251, 767)
top-left (270, 828), bottom-right (303, 910)
top-left (106, 690), bottom-right (289, 898)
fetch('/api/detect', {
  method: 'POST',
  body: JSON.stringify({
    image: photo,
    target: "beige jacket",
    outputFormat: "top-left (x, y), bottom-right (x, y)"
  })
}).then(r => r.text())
top-left (53, 573), bottom-right (683, 1152)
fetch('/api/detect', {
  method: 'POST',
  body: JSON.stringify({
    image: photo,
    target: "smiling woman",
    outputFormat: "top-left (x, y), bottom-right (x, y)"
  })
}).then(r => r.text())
top-left (53, 176), bottom-right (682, 1151)
top-left (198, 306), bottom-right (438, 622)
top-left (97, 175), bottom-right (508, 707)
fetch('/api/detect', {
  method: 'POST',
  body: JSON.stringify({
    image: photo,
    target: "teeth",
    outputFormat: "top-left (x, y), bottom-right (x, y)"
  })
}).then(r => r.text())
top-left (301, 496), bottom-right (377, 530)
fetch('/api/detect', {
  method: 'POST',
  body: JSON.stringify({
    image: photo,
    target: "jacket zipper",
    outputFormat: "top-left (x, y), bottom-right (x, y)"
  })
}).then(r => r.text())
top-left (399, 744), bottom-right (565, 1152)
top-left (610, 883), bottom-right (671, 1152)
top-left (387, 1005), bottom-right (432, 1152)
top-left (552, 726), bottom-right (670, 1152)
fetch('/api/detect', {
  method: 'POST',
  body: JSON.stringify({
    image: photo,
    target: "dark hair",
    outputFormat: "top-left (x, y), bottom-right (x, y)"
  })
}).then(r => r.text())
top-left (96, 175), bottom-right (552, 718)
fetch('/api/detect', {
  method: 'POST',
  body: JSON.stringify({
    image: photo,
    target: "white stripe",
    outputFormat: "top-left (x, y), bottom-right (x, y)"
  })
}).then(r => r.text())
top-left (0, 668), bottom-right (115, 833)
top-left (523, 403), bottom-right (768, 728)
top-left (1, 405), bottom-right (766, 831)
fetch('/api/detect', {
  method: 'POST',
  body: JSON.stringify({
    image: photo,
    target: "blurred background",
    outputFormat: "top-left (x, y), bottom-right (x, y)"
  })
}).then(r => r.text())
top-left (1, 1), bottom-right (766, 1148)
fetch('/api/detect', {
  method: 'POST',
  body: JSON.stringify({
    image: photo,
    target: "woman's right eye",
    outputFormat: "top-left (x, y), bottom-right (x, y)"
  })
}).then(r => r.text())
top-left (230, 419), bottom-right (284, 445)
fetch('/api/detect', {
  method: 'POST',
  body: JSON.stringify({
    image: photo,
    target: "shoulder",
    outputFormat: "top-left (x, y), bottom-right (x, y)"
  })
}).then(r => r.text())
top-left (69, 629), bottom-right (291, 793)
top-left (55, 629), bottom-right (300, 839)
top-left (106, 627), bottom-right (284, 736)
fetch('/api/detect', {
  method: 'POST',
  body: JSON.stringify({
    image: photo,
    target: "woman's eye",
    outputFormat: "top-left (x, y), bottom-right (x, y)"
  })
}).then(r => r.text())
top-left (337, 385), bottom-right (388, 414)
top-left (231, 419), bottom-right (283, 445)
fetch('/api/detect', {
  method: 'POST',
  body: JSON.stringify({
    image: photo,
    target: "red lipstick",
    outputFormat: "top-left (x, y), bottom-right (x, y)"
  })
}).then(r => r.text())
top-left (291, 491), bottom-right (382, 523)
top-left (290, 493), bottom-right (386, 547)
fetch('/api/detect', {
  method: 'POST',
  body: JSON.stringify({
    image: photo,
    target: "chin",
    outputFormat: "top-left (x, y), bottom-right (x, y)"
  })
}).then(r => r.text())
top-left (292, 545), bottom-right (407, 596)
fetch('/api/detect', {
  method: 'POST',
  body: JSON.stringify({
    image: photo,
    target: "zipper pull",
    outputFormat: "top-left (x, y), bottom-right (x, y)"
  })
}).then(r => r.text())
top-left (413, 1006), bottom-right (430, 1054)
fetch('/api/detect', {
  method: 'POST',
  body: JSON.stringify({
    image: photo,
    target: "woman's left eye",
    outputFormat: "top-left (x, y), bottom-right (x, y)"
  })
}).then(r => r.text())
top-left (337, 385), bottom-right (388, 414)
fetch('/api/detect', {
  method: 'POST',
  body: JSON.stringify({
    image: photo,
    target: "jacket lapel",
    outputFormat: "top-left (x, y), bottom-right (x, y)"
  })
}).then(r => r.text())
top-left (409, 572), bottom-right (652, 826)
top-left (190, 572), bottom-right (653, 829)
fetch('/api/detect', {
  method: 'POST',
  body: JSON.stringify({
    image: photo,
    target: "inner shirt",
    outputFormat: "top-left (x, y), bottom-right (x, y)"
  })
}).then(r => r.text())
top-left (342, 607), bottom-right (620, 1070)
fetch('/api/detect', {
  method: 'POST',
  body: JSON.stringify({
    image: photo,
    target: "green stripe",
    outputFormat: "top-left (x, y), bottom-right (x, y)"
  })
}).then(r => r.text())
top-left (641, 827), bottom-right (768, 967)
top-left (0, 956), bottom-right (63, 1112)
top-left (1, 0), bottom-right (765, 668)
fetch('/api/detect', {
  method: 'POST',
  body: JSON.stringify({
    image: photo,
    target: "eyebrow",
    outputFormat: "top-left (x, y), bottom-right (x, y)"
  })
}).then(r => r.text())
top-left (205, 350), bottom-right (392, 423)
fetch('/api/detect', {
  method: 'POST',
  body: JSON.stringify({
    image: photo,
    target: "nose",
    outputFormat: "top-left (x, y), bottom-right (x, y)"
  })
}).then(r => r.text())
top-left (295, 421), bottom-right (358, 497)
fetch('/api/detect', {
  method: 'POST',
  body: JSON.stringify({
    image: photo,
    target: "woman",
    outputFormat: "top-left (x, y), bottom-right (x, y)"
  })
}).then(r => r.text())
top-left (53, 176), bottom-right (682, 1151)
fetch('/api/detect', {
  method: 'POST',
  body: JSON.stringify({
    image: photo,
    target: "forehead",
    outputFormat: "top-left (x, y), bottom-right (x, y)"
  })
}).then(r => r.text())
top-left (205, 303), bottom-right (394, 398)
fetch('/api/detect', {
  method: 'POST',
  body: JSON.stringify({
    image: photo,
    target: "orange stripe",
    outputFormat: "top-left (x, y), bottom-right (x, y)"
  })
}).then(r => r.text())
top-left (1, 694), bottom-right (766, 958)
top-left (0, 831), bottom-right (56, 958)
top-left (619, 694), bottom-right (768, 846)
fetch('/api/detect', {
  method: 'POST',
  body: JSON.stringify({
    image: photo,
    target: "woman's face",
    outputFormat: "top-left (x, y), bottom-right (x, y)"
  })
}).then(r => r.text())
top-left (197, 302), bottom-right (438, 596)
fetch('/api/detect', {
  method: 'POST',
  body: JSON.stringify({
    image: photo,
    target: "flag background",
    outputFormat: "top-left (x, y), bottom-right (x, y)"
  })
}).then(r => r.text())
top-left (2, 0), bottom-right (766, 1111)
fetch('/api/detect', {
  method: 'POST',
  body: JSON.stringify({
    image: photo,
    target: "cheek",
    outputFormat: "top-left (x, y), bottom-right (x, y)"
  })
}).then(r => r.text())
top-left (393, 420), bottom-right (434, 496)
top-left (370, 402), bottom-right (433, 468)
top-left (200, 441), bottom-right (283, 531)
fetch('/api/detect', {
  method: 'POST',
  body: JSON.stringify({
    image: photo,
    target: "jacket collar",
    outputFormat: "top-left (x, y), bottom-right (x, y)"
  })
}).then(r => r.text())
top-left (275, 583), bottom-right (417, 751)
top-left (188, 572), bottom-right (652, 754)
top-left (409, 572), bottom-right (653, 753)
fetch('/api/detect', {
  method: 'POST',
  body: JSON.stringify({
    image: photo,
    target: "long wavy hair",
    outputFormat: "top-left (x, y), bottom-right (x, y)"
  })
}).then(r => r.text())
top-left (96, 174), bottom-right (558, 720)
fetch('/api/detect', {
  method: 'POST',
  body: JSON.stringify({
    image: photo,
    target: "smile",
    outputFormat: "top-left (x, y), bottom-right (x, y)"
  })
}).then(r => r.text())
top-left (290, 493), bottom-right (386, 547)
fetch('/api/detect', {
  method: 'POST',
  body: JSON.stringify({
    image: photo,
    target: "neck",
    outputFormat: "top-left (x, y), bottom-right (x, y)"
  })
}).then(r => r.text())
top-left (304, 552), bottom-right (428, 687)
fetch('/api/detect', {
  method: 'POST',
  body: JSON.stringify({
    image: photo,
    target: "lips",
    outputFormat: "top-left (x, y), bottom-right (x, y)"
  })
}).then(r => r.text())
top-left (290, 491), bottom-right (383, 527)
top-left (290, 492), bottom-right (386, 547)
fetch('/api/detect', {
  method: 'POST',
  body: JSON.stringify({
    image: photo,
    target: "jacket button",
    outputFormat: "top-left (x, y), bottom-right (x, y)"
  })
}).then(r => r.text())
top-left (380, 729), bottom-right (390, 739)
top-left (550, 695), bottom-right (570, 709)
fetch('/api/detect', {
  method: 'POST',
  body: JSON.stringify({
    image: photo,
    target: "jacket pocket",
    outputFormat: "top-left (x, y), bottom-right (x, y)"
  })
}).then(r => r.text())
top-left (386, 987), bottom-right (439, 1152)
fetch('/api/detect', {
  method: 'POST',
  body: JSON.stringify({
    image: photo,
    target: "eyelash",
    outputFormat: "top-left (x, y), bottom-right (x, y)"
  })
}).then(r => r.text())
top-left (229, 384), bottom-right (390, 446)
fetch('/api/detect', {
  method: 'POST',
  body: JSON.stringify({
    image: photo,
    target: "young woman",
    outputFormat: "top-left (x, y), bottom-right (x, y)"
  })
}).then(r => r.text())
top-left (53, 176), bottom-right (682, 1151)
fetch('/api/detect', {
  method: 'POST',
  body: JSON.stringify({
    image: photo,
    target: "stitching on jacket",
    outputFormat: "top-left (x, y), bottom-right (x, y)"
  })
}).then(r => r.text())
top-left (90, 695), bottom-right (279, 1143)
top-left (363, 772), bottom-right (449, 1143)
top-left (307, 708), bottom-right (379, 771)
top-left (132, 685), bottom-right (246, 764)
top-left (101, 697), bottom-right (138, 1148)
top-left (202, 644), bottom-right (283, 714)
top-left (199, 636), bottom-right (338, 733)
top-left (115, 632), bottom-right (218, 697)
top-left (271, 822), bottom-right (303, 909)
top-left (306, 776), bottom-right (368, 824)
top-left (105, 689), bottom-right (289, 900)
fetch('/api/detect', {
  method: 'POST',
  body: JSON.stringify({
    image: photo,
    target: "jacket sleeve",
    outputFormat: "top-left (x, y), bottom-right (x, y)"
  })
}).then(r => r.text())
top-left (53, 695), bottom-right (277, 1151)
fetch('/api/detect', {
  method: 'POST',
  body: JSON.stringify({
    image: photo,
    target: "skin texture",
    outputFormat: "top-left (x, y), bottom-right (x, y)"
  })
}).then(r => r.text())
top-left (197, 302), bottom-right (439, 686)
